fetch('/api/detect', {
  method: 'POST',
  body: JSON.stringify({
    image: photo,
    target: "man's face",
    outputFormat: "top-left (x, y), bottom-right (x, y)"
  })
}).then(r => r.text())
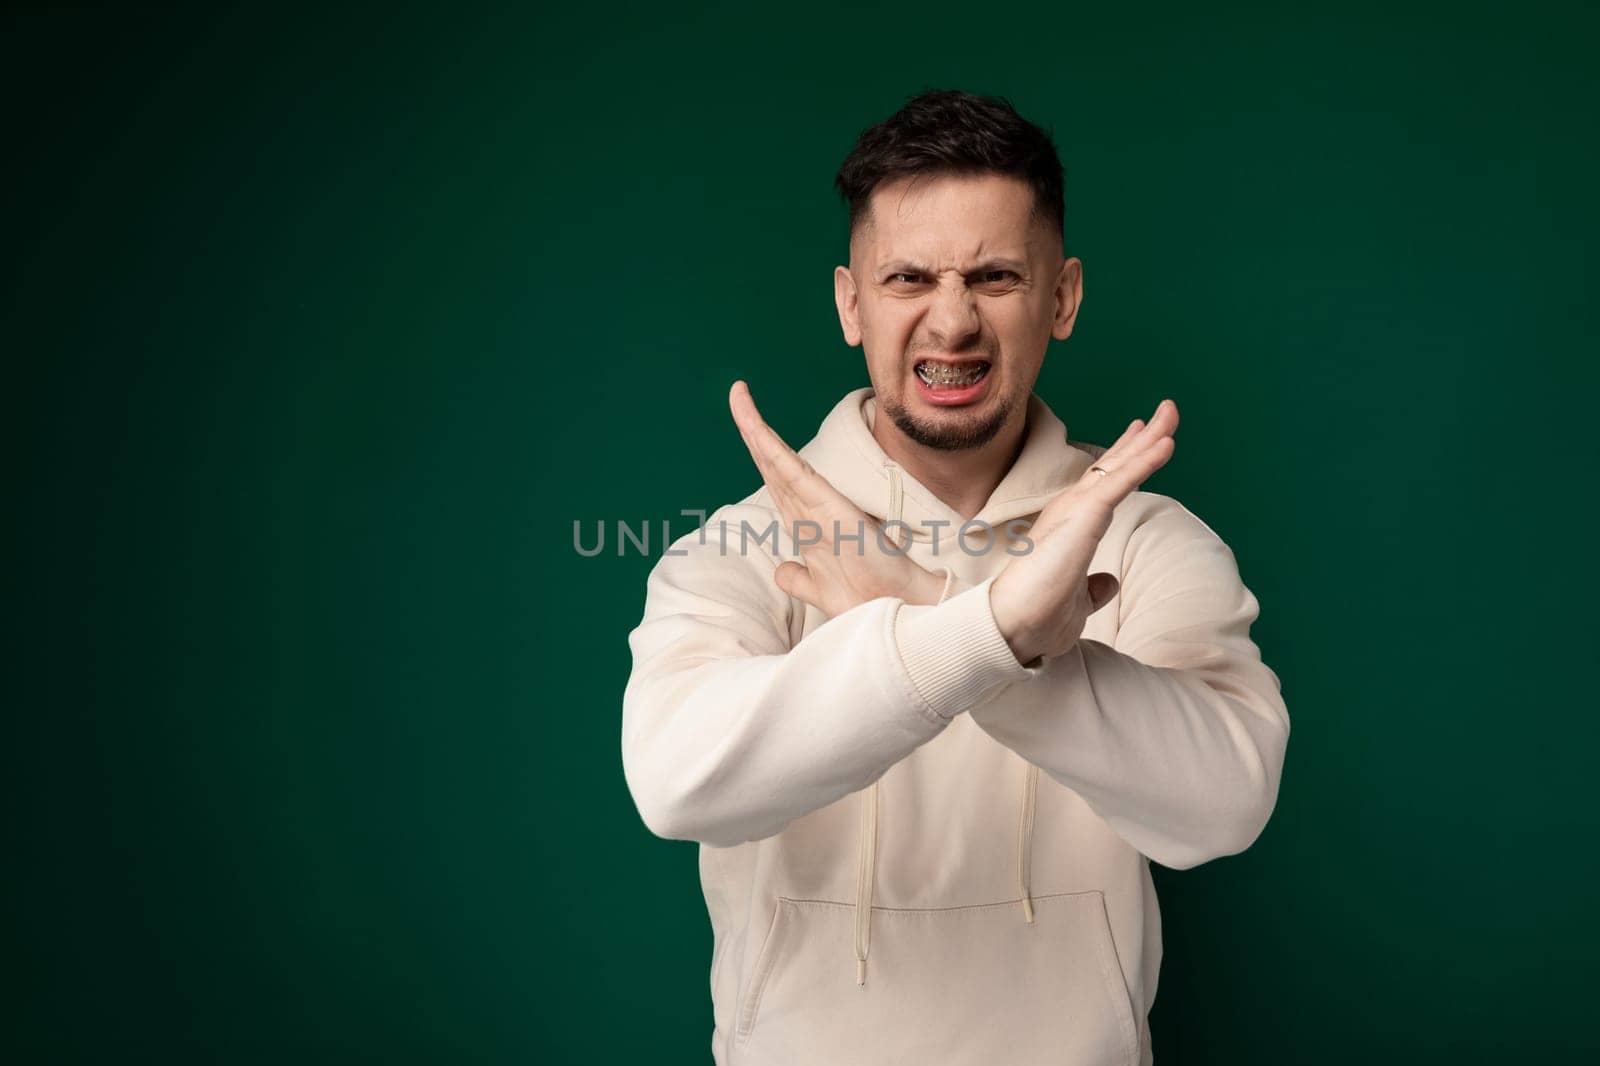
top-left (833, 172), bottom-right (1082, 451)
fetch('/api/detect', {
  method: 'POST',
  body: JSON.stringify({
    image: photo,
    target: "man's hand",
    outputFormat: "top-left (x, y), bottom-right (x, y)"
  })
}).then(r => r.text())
top-left (991, 399), bottom-right (1180, 667)
top-left (730, 381), bottom-right (945, 617)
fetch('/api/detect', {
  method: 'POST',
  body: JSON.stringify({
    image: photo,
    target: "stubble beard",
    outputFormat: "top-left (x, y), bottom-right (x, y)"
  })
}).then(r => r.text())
top-left (880, 389), bottom-right (1016, 452)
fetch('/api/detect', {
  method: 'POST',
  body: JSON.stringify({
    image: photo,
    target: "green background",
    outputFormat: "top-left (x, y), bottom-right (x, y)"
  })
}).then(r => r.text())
top-left (7, 1), bottom-right (1597, 1062)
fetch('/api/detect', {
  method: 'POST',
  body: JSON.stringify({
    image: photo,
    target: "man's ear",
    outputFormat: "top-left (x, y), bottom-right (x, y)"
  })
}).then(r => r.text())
top-left (1051, 257), bottom-right (1084, 341)
top-left (834, 265), bottom-right (862, 347)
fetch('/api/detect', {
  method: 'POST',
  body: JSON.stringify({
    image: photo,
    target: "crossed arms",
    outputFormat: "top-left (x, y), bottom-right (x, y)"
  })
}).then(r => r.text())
top-left (620, 385), bottom-right (1289, 867)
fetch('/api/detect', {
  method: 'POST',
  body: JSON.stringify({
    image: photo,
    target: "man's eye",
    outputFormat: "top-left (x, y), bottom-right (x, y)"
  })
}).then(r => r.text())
top-left (889, 273), bottom-right (922, 284)
top-left (978, 270), bottom-right (1018, 284)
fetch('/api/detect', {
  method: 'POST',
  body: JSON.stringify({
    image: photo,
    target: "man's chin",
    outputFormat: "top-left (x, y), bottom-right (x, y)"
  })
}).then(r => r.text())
top-left (883, 393), bottom-right (1015, 452)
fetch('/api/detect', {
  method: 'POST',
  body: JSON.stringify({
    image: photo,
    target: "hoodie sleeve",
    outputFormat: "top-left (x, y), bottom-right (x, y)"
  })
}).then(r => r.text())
top-left (620, 505), bottom-right (1030, 847)
top-left (906, 495), bottom-right (1291, 871)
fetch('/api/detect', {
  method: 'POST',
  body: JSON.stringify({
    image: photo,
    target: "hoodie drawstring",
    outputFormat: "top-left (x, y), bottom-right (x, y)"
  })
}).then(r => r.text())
top-left (852, 462), bottom-right (1038, 986)
top-left (854, 779), bottom-right (879, 985)
top-left (854, 463), bottom-right (902, 986)
top-left (1019, 762), bottom-right (1038, 923)
top-left (883, 461), bottom-right (906, 551)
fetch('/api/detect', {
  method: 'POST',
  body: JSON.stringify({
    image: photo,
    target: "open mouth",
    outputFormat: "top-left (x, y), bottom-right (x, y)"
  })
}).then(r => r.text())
top-left (914, 360), bottom-right (991, 388)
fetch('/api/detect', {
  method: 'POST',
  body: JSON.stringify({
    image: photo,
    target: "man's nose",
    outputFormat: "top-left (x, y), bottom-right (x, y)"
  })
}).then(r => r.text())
top-left (924, 279), bottom-right (982, 351)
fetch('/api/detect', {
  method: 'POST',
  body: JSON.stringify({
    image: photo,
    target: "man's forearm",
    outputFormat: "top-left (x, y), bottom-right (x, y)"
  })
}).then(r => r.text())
top-left (929, 530), bottom-right (1289, 869)
top-left (970, 637), bottom-right (1289, 869)
top-left (623, 548), bottom-right (1021, 847)
top-left (624, 595), bottom-right (945, 846)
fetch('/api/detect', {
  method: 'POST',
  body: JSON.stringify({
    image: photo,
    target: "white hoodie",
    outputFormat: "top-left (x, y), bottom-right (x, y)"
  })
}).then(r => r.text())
top-left (621, 387), bottom-right (1289, 1066)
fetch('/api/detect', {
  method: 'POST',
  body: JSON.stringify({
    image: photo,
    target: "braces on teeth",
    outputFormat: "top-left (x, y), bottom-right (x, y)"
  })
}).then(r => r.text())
top-left (917, 362), bottom-right (989, 385)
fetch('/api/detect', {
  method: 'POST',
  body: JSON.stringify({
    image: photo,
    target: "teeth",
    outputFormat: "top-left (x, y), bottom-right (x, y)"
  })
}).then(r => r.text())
top-left (916, 362), bottom-right (989, 386)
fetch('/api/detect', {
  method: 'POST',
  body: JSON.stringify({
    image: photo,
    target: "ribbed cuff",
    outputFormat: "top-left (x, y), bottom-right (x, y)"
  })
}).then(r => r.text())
top-left (893, 575), bottom-right (1043, 720)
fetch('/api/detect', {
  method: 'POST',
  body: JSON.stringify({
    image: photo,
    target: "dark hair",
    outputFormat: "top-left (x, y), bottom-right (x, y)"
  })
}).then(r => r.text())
top-left (834, 88), bottom-right (1065, 243)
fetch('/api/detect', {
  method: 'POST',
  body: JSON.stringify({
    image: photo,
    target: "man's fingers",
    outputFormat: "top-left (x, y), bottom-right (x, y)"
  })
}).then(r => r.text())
top-left (1134, 398), bottom-right (1179, 451)
top-left (730, 380), bottom-right (862, 515)
top-left (729, 380), bottom-right (797, 490)
top-left (1096, 435), bottom-right (1175, 500)
top-left (1111, 399), bottom-right (1179, 463)
top-left (1079, 398), bottom-right (1179, 486)
top-left (730, 381), bottom-right (817, 491)
top-left (1087, 400), bottom-right (1179, 490)
top-left (729, 381), bottom-right (782, 484)
top-left (1093, 417), bottom-right (1145, 470)
top-left (731, 380), bottom-right (825, 530)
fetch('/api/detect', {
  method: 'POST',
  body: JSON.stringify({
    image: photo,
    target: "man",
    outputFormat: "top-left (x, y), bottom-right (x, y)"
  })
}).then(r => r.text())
top-left (621, 89), bottom-right (1289, 1066)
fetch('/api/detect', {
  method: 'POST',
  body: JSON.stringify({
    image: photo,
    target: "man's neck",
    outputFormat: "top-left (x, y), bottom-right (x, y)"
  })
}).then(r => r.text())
top-left (870, 404), bottom-right (1028, 522)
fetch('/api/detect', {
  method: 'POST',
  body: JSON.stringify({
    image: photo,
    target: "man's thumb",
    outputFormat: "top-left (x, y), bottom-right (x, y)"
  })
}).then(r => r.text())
top-left (774, 560), bottom-right (819, 607)
top-left (1086, 571), bottom-right (1121, 613)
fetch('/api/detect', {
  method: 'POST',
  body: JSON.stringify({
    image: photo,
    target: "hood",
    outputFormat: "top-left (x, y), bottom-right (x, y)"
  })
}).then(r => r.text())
top-left (793, 386), bottom-right (1106, 986)
top-left (796, 387), bottom-right (1103, 541)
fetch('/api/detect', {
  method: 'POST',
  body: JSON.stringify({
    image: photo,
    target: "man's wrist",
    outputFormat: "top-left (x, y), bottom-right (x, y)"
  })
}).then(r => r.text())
top-left (892, 576), bottom-right (1044, 720)
top-left (989, 572), bottom-right (1043, 667)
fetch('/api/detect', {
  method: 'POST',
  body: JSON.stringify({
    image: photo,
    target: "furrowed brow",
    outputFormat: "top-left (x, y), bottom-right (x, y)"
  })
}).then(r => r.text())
top-left (966, 258), bottom-right (1028, 275)
top-left (878, 257), bottom-right (1028, 276)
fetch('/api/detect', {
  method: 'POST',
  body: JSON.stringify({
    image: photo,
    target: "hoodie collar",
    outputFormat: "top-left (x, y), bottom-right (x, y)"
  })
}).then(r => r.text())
top-left (796, 386), bottom-right (1100, 541)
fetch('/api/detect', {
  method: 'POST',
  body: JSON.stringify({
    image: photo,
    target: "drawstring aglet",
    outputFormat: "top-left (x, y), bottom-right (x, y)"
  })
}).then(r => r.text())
top-left (1022, 895), bottom-right (1035, 924)
top-left (856, 958), bottom-right (867, 986)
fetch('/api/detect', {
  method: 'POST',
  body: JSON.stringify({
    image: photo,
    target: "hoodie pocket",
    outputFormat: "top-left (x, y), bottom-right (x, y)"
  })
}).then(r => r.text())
top-left (733, 891), bottom-right (1139, 1066)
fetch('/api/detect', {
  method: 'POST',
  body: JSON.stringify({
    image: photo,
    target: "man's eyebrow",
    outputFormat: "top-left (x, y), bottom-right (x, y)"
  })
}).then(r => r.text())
top-left (876, 260), bottom-right (929, 275)
top-left (877, 258), bottom-right (1029, 275)
top-left (968, 258), bottom-right (1028, 274)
